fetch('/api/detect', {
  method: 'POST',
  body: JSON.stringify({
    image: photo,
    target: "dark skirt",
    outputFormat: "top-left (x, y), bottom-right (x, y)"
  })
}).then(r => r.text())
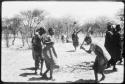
top-left (93, 55), bottom-right (108, 73)
top-left (73, 41), bottom-right (79, 47)
top-left (32, 47), bottom-right (42, 60)
top-left (43, 46), bottom-right (58, 68)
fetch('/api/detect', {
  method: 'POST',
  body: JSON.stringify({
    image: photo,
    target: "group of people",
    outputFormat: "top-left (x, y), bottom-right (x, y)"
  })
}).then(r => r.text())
top-left (31, 23), bottom-right (123, 82)
top-left (104, 24), bottom-right (123, 71)
top-left (32, 27), bottom-right (58, 80)
top-left (73, 23), bottom-right (123, 82)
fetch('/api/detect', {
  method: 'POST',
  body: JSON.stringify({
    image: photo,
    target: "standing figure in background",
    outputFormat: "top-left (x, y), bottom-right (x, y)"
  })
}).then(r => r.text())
top-left (72, 30), bottom-right (79, 51)
top-left (81, 33), bottom-right (92, 46)
top-left (111, 24), bottom-right (122, 71)
top-left (32, 27), bottom-right (46, 74)
top-left (121, 32), bottom-right (124, 59)
top-left (61, 34), bottom-right (65, 43)
top-left (104, 24), bottom-right (114, 68)
top-left (115, 25), bottom-right (123, 64)
top-left (80, 36), bottom-right (109, 83)
top-left (42, 28), bottom-right (58, 80)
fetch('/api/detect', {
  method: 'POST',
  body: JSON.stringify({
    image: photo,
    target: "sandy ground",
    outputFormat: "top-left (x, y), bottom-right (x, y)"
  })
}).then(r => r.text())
top-left (1, 37), bottom-right (124, 83)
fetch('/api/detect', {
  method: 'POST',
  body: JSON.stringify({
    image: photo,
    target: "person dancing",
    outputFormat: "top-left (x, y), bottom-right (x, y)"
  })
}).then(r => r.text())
top-left (80, 35), bottom-right (110, 83)
top-left (41, 28), bottom-right (58, 80)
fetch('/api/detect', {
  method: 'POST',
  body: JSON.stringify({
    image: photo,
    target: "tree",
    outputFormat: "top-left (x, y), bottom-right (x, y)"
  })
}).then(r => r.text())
top-left (116, 8), bottom-right (124, 22)
top-left (9, 16), bottom-right (22, 45)
top-left (95, 16), bottom-right (117, 36)
top-left (61, 16), bottom-right (78, 42)
top-left (115, 8), bottom-right (124, 34)
top-left (81, 16), bottom-right (116, 37)
top-left (2, 18), bottom-right (12, 47)
top-left (19, 9), bottom-right (47, 48)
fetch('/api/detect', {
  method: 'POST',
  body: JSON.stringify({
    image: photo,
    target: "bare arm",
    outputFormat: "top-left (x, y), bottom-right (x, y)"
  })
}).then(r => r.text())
top-left (80, 46), bottom-right (92, 54)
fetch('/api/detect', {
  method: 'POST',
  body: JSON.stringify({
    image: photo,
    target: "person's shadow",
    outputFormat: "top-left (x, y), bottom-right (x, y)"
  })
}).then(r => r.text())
top-left (104, 69), bottom-right (116, 74)
top-left (28, 76), bottom-right (50, 81)
top-left (66, 50), bottom-right (75, 52)
top-left (21, 67), bottom-right (36, 70)
top-left (19, 67), bottom-right (38, 77)
top-left (19, 72), bottom-right (36, 77)
top-left (66, 79), bottom-right (96, 83)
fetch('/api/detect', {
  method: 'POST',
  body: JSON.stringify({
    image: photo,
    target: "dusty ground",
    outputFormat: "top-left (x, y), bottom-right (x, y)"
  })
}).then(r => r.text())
top-left (1, 36), bottom-right (124, 83)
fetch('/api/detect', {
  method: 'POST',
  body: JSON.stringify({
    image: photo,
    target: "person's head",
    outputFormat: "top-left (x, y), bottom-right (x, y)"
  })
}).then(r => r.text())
top-left (112, 27), bottom-right (116, 33)
top-left (107, 24), bottom-right (112, 31)
top-left (73, 29), bottom-right (77, 33)
top-left (36, 27), bottom-right (46, 36)
top-left (84, 36), bottom-right (92, 45)
top-left (116, 24), bottom-right (121, 32)
top-left (48, 28), bottom-right (54, 36)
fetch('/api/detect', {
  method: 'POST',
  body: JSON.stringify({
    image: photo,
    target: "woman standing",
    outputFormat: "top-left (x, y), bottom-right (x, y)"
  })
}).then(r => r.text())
top-left (41, 28), bottom-right (58, 80)
top-left (111, 24), bottom-right (122, 71)
top-left (104, 24), bottom-right (114, 68)
top-left (72, 30), bottom-right (79, 51)
top-left (32, 27), bottom-right (46, 74)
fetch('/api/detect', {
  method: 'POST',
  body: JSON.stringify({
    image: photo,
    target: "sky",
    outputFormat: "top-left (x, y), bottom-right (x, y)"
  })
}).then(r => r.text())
top-left (2, 1), bottom-right (124, 24)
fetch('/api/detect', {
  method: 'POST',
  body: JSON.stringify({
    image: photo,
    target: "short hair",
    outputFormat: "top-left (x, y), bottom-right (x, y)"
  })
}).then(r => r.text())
top-left (48, 28), bottom-right (54, 36)
top-left (107, 24), bottom-right (112, 31)
top-left (116, 24), bottom-right (121, 31)
top-left (36, 27), bottom-right (46, 36)
top-left (84, 35), bottom-right (92, 44)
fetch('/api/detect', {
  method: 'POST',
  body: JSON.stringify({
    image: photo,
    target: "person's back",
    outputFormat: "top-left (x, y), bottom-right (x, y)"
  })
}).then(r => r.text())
top-left (32, 34), bottom-right (42, 52)
top-left (80, 37), bottom-right (108, 82)
top-left (104, 27), bottom-right (113, 51)
top-left (32, 27), bottom-right (46, 74)
top-left (112, 25), bottom-right (122, 63)
top-left (88, 43), bottom-right (108, 66)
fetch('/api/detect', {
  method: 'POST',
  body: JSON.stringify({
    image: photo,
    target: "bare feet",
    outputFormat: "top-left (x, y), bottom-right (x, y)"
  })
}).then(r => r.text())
top-left (49, 76), bottom-right (55, 81)
top-left (35, 71), bottom-right (37, 74)
top-left (100, 76), bottom-right (105, 81)
top-left (113, 68), bottom-right (117, 71)
top-left (42, 74), bottom-right (48, 79)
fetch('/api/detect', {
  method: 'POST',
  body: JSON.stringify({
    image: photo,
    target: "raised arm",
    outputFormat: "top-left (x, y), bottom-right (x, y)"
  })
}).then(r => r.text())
top-left (80, 46), bottom-right (92, 54)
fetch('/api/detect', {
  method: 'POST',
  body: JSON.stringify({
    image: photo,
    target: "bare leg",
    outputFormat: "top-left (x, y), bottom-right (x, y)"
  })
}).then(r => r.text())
top-left (49, 65), bottom-right (55, 81)
top-left (113, 65), bottom-right (117, 71)
top-left (42, 61), bottom-right (50, 78)
top-left (112, 60), bottom-right (117, 71)
top-left (94, 70), bottom-right (98, 83)
top-left (35, 56), bottom-right (39, 74)
top-left (74, 47), bottom-right (76, 51)
top-left (40, 59), bottom-right (44, 75)
top-left (100, 72), bottom-right (105, 81)
top-left (50, 65), bottom-right (53, 79)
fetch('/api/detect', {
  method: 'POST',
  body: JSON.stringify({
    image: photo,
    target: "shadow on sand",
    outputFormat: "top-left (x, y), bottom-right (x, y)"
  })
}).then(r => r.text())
top-left (19, 72), bottom-right (36, 77)
top-left (104, 69), bottom-right (116, 74)
top-left (21, 67), bottom-right (36, 70)
top-left (28, 76), bottom-right (50, 81)
top-left (66, 50), bottom-right (75, 52)
top-left (66, 79), bottom-right (96, 83)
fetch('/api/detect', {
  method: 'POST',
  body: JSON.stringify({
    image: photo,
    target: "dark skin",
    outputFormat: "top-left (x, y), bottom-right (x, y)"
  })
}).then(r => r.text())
top-left (41, 29), bottom-right (57, 80)
top-left (80, 40), bottom-right (105, 83)
top-left (32, 34), bottom-right (44, 74)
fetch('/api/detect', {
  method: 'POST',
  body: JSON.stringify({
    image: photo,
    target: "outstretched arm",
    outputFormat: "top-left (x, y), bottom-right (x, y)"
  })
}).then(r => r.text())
top-left (80, 46), bottom-right (92, 54)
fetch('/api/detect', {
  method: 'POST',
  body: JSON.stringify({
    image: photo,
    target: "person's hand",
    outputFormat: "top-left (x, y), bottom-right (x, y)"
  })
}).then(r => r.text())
top-left (51, 42), bottom-right (54, 45)
top-left (80, 46), bottom-right (83, 49)
top-left (80, 46), bottom-right (86, 51)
